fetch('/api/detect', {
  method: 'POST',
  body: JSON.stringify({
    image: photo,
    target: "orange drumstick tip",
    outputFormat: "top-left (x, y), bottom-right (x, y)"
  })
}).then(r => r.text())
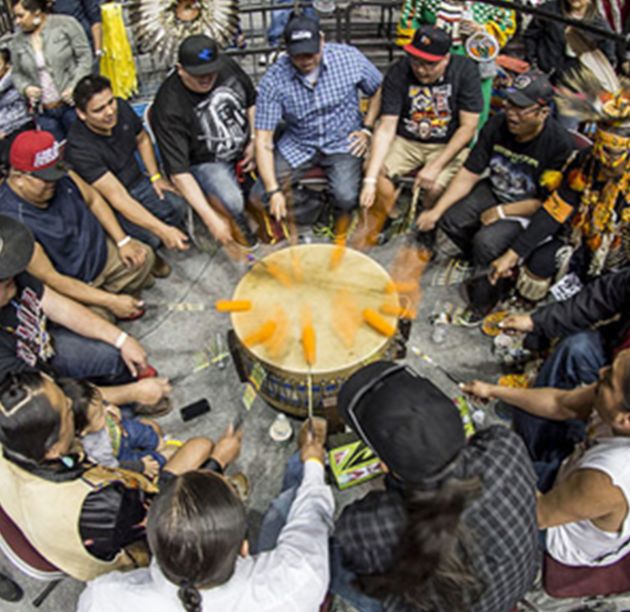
top-left (302, 324), bottom-right (317, 366)
top-left (379, 302), bottom-right (416, 319)
top-left (215, 299), bottom-right (252, 313)
top-left (385, 280), bottom-right (418, 294)
top-left (265, 262), bottom-right (293, 288)
top-left (244, 321), bottom-right (277, 347)
top-left (363, 309), bottom-right (397, 337)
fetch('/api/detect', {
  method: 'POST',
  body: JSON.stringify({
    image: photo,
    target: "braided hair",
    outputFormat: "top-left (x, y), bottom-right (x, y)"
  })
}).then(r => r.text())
top-left (177, 580), bottom-right (203, 612)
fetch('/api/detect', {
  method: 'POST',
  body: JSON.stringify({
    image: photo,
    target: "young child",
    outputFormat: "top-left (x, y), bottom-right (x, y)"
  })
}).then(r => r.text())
top-left (60, 378), bottom-right (176, 479)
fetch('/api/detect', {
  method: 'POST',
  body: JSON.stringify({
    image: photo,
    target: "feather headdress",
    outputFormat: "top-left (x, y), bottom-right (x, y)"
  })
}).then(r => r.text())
top-left (127, 0), bottom-right (239, 66)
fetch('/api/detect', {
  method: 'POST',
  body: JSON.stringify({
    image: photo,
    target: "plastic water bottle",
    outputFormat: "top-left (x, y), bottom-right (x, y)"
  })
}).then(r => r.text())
top-left (431, 312), bottom-right (449, 344)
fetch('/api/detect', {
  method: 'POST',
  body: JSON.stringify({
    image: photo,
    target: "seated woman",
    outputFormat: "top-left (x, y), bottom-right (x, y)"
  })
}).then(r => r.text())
top-left (10, 0), bottom-right (92, 141)
top-left (77, 419), bottom-right (334, 612)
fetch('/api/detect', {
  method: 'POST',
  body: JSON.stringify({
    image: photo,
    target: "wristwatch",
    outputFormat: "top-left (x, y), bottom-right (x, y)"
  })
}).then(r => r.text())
top-left (265, 187), bottom-right (282, 201)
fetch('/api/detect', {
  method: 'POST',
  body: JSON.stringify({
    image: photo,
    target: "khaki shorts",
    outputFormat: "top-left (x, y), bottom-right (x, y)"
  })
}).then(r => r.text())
top-left (383, 136), bottom-right (469, 189)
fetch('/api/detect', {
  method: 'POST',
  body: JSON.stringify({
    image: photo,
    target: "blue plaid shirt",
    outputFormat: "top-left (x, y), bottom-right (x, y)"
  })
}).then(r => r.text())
top-left (255, 43), bottom-right (382, 168)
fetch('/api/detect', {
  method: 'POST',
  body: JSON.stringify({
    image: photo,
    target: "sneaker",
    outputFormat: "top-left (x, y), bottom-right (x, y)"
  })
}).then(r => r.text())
top-left (234, 215), bottom-right (259, 250)
top-left (454, 307), bottom-right (484, 327)
top-left (0, 573), bottom-right (22, 602)
top-left (186, 207), bottom-right (219, 254)
top-left (228, 472), bottom-right (250, 502)
top-left (152, 255), bottom-right (172, 279)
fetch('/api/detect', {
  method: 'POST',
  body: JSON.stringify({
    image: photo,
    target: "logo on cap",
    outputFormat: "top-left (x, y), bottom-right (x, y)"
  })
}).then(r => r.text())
top-left (291, 30), bottom-right (313, 41)
top-left (420, 34), bottom-right (431, 46)
top-left (514, 75), bottom-right (532, 90)
top-left (198, 47), bottom-right (213, 61)
top-left (33, 142), bottom-right (60, 169)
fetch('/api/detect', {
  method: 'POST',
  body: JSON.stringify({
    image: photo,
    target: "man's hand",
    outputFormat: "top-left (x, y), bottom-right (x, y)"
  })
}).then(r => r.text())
top-left (348, 130), bottom-right (371, 158)
top-left (210, 423), bottom-right (244, 469)
top-left (270, 191), bottom-right (287, 221)
top-left (299, 417), bottom-right (327, 464)
top-left (461, 380), bottom-right (496, 402)
top-left (108, 294), bottom-right (145, 319)
top-left (416, 208), bottom-right (441, 232)
top-left (141, 456), bottom-right (160, 479)
top-left (61, 88), bottom-right (74, 105)
top-left (159, 224), bottom-right (190, 251)
top-left (500, 313), bottom-right (534, 333)
top-left (151, 177), bottom-right (178, 200)
top-left (241, 141), bottom-right (256, 173)
top-left (206, 214), bottom-right (233, 245)
top-left (131, 377), bottom-right (172, 405)
top-left (360, 181), bottom-right (377, 209)
top-left (489, 249), bottom-right (519, 285)
top-left (25, 85), bottom-right (42, 103)
top-left (480, 206), bottom-right (502, 226)
top-left (119, 240), bottom-right (147, 268)
top-left (414, 161), bottom-right (442, 193)
top-left (119, 335), bottom-right (148, 377)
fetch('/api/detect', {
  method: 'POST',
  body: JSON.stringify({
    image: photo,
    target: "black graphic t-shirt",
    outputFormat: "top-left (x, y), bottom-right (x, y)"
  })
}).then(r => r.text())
top-left (65, 98), bottom-right (144, 190)
top-left (151, 58), bottom-right (257, 175)
top-left (380, 54), bottom-right (483, 144)
top-left (0, 272), bottom-right (53, 381)
top-left (465, 112), bottom-right (574, 202)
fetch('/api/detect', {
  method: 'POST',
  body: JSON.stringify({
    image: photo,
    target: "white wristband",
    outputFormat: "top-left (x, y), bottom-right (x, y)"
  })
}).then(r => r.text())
top-left (115, 332), bottom-right (128, 349)
top-left (363, 177), bottom-right (377, 185)
top-left (117, 235), bottom-right (131, 248)
top-left (497, 205), bottom-right (506, 220)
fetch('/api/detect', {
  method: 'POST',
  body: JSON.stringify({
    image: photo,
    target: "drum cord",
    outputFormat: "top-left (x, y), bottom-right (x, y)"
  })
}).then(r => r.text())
top-left (136, 251), bottom-right (215, 342)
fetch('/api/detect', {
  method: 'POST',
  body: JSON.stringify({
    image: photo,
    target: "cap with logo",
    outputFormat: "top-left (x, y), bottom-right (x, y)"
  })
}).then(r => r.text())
top-left (9, 130), bottom-right (66, 181)
top-left (0, 215), bottom-right (35, 279)
top-left (284, 14), bottom-right (321, 56)
top-left (506, 70), bottom-right (554, 108)
top-left (337, 361), bottom-right (467, 488)
top-left (178, 34), bottom-right (222, 75)
top-left (404, 25), bottom-right (452, 62)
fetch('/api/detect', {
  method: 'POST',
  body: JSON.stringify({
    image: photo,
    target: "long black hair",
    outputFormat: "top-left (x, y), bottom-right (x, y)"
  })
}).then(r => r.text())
top-left (147, 470), bottom-right (248, 612)
top-left (356, 476), bottom-right (484, 610)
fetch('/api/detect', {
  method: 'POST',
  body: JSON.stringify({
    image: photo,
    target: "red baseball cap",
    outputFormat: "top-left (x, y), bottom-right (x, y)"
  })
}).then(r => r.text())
top-left (9, 130), bottom-right (67, 181)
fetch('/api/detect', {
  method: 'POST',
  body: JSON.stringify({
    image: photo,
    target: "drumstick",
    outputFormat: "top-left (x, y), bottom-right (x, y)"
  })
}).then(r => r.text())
top-left (215, 299), bottom-right (252, 313)
top-left (301, 306), bottom-right (317, 432)
top-left (410, 346), bottom-right (462, 386)
top-left (244, 321), bottom-right (277, 347)
top-left (362, 308), bottom-right (397, 337)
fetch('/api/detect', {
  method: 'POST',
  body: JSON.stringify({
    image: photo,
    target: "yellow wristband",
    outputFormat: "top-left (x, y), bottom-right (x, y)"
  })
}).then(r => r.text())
top-left (149, 173), bottom-right (162, 183)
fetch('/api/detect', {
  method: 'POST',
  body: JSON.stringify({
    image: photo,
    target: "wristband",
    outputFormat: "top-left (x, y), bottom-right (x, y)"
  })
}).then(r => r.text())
top-left (360, 128), bottom-right (373, 138)
top-left (497, 205), bottom-right (506, 220)
top-left (363, 177), bottom-right (377, 185)
top-left (149, 172), bottom-right (162, 183)
top-left (117, 235), bottom-right (131, 248)
top-left (205, 458), bottom-right (224, 475)
top-left (266, 187), bottom-right (282, 199)
top-left (361, 124), bottom-right (373, 134)
top-left (115, 331), bottom-right (128, 349)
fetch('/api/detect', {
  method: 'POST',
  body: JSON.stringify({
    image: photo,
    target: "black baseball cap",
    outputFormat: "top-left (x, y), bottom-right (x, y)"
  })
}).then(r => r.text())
top-left (0, 215), bottom-right (34, 279)
top-left (404, 26), bottom-right (451, 62)
top-left (506, 70), bottom-right (554, 108)
top-left (284, 14), bottom-right (321, 56)
top-left (178, 35), bottom-right (222, 75)
top-left (338, 361), bottom-right (466, 488)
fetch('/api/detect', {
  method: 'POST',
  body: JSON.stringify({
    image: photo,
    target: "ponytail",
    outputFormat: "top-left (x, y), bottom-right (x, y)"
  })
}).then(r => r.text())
top-left (178, 581), bottom-right (202, 612)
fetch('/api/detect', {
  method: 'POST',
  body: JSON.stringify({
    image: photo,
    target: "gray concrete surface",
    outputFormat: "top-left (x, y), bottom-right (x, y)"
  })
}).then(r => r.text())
top-left (1, 232), bottom-right (628, 612)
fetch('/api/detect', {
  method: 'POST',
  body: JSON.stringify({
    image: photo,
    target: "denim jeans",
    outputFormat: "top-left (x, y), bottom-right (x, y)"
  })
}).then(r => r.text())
top-left (49, 325), bottom-right (131, 386)
top-left (118, 417), bottom-right (166, 467)
top-left (190, 161), bottom-right (244, 219)
top-left (37, 104), bottom-right (77, 141)
top-left (267, 1), bottom-right (317, 46)
top-left (512, 330), bottom-right (607, 492)
top-left (117, 176), bottom-right (189, 249)
top-left (251, 150), bottom-right (362, 219)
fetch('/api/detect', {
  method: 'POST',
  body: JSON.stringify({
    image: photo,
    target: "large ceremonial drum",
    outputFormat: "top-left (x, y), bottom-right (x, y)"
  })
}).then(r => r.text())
top-left (231, 244), bottom-right (400, 418)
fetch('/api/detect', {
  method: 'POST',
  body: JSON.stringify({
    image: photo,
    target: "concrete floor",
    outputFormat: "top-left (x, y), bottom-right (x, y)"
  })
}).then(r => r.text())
top-left (1, 231), bottom-right (629, 611)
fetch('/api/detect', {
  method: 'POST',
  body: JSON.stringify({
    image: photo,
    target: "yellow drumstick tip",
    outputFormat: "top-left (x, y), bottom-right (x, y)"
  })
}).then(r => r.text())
top-left (215, 299), bottom-right (252, 313)
top-left (244, 321), bottom-right (277, 347)
top-left (363, 309), bottom-right (397, 337)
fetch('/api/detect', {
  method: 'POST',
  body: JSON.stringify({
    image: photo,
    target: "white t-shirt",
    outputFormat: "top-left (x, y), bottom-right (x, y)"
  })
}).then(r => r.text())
top-left (546, 414), bottom-right (630, 567)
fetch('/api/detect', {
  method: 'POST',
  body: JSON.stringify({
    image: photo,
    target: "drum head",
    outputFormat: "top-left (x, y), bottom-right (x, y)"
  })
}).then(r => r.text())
top-left (231, 244), bottom-right (399, 377)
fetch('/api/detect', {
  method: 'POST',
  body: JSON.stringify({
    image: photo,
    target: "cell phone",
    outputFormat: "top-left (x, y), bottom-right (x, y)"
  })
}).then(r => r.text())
top-left (180, 398), bottom-right (211, 422)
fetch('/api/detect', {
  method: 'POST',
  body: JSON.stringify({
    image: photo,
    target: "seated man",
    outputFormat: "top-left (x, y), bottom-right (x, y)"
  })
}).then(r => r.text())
top-left (66, 75), bottom-right (189, 262)
top-left (464, 349), bottom-right (630, 569)
top-left (417, 71), bottom-right (574, 270)
top-left (332, 361), bottom-right (539, 612)
top-left (0, 130), bottom-right (154, 321)
top-left (488, 75), bottom-right (630, 302)
top-left (77, 419), bottom-right (333, 611)
top-left (253, 14), bottom-right (382, 226)
top-left (0, 371), bottom-right (239, 581)
top-left (151, 35), bottom-right (257, 248)
top-left (0, 214), bottom-right (166, 413)
top-left (360, 26), bottom-right (482, 241)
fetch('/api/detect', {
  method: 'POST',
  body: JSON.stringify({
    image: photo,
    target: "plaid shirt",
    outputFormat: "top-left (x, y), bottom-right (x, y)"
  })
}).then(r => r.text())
top-left (255, 43), bottom-right (382, 168)
top-left (335, 426), bottom-right (540, 612)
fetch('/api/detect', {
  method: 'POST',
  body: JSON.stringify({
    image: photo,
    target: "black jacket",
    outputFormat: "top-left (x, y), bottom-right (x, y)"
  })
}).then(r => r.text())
top-left (525, 267), bottom-right (630, 354)
top-left (524, 0), bottom-right (616, 79)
